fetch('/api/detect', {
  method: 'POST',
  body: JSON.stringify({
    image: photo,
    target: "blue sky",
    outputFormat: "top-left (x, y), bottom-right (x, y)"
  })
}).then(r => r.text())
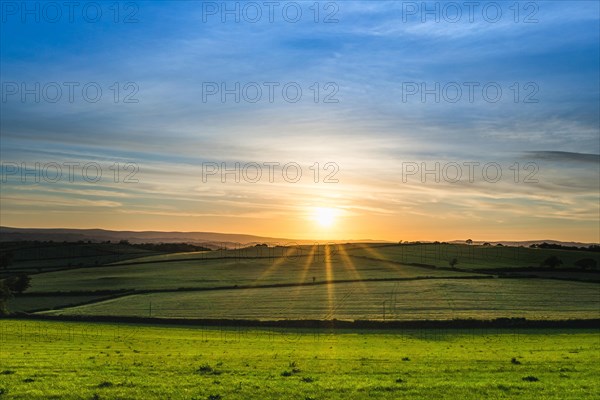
top-left (1, 1), bottom-right (599, 241)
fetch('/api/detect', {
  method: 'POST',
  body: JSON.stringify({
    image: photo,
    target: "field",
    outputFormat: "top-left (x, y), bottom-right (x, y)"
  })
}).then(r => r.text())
top-left (41, 279), bottom-right (600, 321)
top-left (1, 242), bottom-right (599, 398)
top-left (5, 243), bottom-right (597, 320)
top-left (0, 320), bottom-right (599, 399)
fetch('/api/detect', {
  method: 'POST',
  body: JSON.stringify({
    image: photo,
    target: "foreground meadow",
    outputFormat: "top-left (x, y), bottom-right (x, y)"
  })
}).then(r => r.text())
top-left (0, 320), bottom-right (598, 399)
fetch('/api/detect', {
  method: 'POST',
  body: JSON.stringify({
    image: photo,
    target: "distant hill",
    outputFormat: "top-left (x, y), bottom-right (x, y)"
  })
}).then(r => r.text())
top-left (448, 239), bottom-right (599, 248)
top-left (0, 227), bottom-right (386, 248)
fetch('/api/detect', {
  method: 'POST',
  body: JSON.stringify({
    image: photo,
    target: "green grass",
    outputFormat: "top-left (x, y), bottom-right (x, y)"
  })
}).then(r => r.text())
top-left (17, 243), bottom-right (600, 320)
top-left (7, 296), bottom-right (110, 313)
top-left (42, 279), bottom-right (600, 321)
top-left (1, 243), bottom-right (157, 276)
top-left (346, 243), bottom-right (600, 270)
top-left (0, 320), bottom-right (598, 399)
top-left (28, 254), bottom-right (479, 293)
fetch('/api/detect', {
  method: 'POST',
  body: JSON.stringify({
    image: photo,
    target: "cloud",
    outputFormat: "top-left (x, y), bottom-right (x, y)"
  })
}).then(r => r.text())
top-left (523, 151), bottom-right (600, 164)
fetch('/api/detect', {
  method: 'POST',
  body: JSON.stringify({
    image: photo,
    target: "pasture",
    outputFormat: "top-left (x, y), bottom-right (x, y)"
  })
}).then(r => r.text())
top-left (0, 320), bottom-right (598, 399)
top-left (1, 242), bottom-right (599, 399)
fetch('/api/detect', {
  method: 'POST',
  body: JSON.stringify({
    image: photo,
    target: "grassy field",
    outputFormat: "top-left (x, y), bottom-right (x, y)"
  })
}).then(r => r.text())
top-left (1, 243), bottom-right (594, 321)
top-left (41, 279), bottom-right (600, 321)
top-left (1, 242), bottom-right (157, 276)
top-left (27, 252), bottom-right (482, 293)
top-left (2, 243), bottom-right (599, 399)
top-left (0, 320), bottom-right (598, 399)
top-left (345, 243), bottom-right (600, 271)
top-left (7, 295), bottom-right (112, 314)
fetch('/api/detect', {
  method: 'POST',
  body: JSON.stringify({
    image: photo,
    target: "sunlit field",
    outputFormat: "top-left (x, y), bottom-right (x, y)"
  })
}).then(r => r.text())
top-left (1, 320), bottom-right (598, 400)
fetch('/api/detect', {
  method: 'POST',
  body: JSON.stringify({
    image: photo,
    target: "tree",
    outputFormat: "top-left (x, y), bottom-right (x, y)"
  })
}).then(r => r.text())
top-left (0, 251), bottom-right (14, 270)
top-left (540, 256), bottom-right (563, 269)
top-left (449, 258), bottom-right (458, 268)
top-left (466, 239), bottom-right (473, 245)
top-left (575, 258), bottom-right (598, 270)
top-left (5, 274), bottom-right (31, 294)
top-left (483, 242), bottom-right (491, 246)
top-left (0, 280), bottom-right (11, 315)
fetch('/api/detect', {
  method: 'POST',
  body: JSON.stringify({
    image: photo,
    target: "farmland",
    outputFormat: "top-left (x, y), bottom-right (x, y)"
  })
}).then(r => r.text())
top-left (0, 319), bottom-right (599, 399)
top-left (1, 242), bottom-right (599, 399)
top-left (3, 242), bottom-right (599, 320)
top-left (41, 279), bottom-right (600, 321)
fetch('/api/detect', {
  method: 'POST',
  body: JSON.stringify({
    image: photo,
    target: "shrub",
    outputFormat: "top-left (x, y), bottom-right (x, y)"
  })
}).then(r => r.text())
top-left (575, 258), bottom-right (597, 270)
top-left (540, 256), bottom-right (562, 269)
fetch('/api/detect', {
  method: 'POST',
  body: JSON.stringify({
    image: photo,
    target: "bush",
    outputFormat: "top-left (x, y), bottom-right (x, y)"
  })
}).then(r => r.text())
top-left (540, 256), bottom-right (562, 269)
top-left (575, 258), bottom-right (598, 270)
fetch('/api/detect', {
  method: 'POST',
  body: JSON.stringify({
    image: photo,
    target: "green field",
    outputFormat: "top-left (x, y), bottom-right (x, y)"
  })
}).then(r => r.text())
top-left (1, 243), bottom-right (599, 399)
top-left (41, 279), bottom-right (600, 321)
top-left (0, 320), bottom-right (598, 399)
top-left (345, 243), bottom-right (600, 271)
top-left (27, 252), bottom-right (482, 293)
top-left (8, 243), bottom-right (595, 322)
top-left (0, 242), bottom-right (158, 276)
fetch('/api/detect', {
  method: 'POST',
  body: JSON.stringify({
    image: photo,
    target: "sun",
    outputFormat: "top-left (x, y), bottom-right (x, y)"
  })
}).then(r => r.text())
top-left (313, 207), bottom-right (337, 228)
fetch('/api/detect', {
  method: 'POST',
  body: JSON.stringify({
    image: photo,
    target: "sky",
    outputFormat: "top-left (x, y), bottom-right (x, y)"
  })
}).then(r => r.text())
top-left (1, 0), bottom-right (599, 242)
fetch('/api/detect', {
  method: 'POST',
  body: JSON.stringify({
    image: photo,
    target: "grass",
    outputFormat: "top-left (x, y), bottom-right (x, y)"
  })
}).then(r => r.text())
top-left (27, 252), bottom-right (480, 293)
top-left (7, 243), bottom-right (596, 319)
top-left (0, 320), bottom-right (598, 399)
top-left (3, 243), bottom-right (599, 398)
top-left (7, 295), bottom-right (110, 313)
top-left (345, 243), bottom-right (600, 271)
top-left (42, 279), bottom-right (600, 320)
top-left (1, 242), bottom-right (157, 276)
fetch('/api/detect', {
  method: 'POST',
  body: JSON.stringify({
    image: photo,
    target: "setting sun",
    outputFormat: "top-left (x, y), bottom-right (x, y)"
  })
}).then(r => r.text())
top-left (313, 207), bottom-right (338, 228)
